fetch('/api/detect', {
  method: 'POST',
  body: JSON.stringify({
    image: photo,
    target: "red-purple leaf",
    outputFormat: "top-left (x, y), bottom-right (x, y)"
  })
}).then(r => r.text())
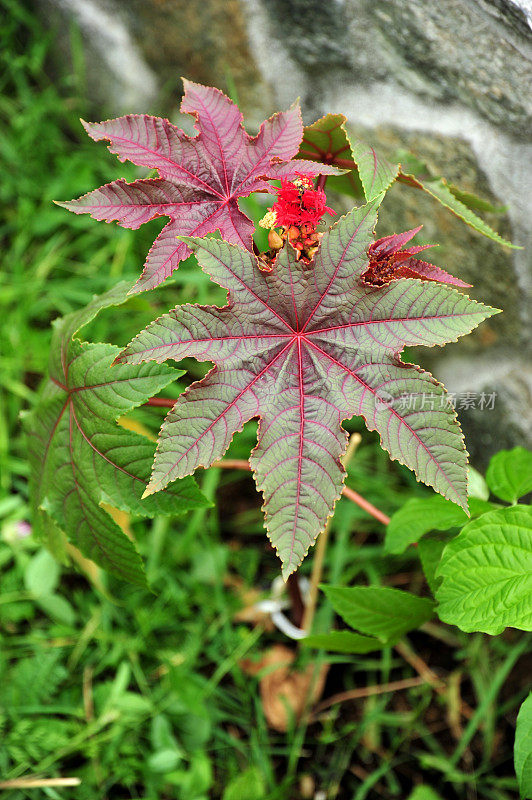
top-left (117, 200), bottom-right (499, 577)
top-left (363, 226), bottom-right (471, 287)
top-left (58, 81), bottom-right (341, 293)
top-left (397, 258), bottom-right (471, 287)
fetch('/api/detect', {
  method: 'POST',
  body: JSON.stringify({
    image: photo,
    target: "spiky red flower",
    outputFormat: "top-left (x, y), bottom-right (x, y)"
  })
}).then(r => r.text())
top-left (271, 175), bottom-right (335, 228)
top-left (363, 226), bottom-right (471, 287)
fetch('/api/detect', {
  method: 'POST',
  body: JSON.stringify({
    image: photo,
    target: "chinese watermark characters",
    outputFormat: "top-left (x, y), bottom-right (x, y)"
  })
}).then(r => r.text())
top-left (396, 391), bottom-right (497, 411)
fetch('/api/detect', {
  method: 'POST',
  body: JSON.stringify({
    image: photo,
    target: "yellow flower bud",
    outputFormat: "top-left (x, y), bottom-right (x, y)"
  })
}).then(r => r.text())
top-left (259, 210), bottom-right (278, 229)
top-left (268, 229), bottom-right (284, 250)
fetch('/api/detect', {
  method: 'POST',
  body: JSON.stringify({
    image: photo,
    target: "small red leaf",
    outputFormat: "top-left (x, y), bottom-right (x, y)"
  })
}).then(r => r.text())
top-left (363, 227), bottom-right (470, 287)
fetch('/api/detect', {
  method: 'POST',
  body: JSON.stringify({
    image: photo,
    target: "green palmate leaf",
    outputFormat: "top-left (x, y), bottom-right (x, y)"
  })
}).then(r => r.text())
top-left (299, 117), bottom-right (514, 247)
top-left (298, 113), bottom-right (397, 200)
top-left (321, 585), bottom-right (435, 643)
top-left (118, 199), bottom-right (497, 576)
top-left (436, 506), bottom-right (532, 634)
top-left (384, 495), bottom-right (494, 555)
top-left (486, 447), bottom-right (532, 503)
top-left (515, 694), bottom-right (532, 799)
top-left (302, 630), bottom-right (383, 653)
top-left (400, 174), bottom-right (517, 249)
top-left (24, 282), bottom-right (208, 586)
top-left (298, 113), bottom-right (363, 198)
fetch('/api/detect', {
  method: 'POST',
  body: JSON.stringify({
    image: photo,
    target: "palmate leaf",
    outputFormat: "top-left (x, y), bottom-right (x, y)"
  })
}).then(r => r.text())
top-left (57, 80), bottom-right (341, 293)
top-left (24, 283), bottom-right (208, 586)
top-left (117, 201), bottom-right (498, 577)
top-left (298, 114), bottom-right (516, 248)
top-left (298, 112), bottom-right (397, 200)
top-left (365, 226), bottom-right (471, 288)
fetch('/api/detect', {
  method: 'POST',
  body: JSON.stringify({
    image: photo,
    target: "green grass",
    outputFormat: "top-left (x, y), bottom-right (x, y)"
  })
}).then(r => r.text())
top-left (0, 3), bottom-right (529, 798)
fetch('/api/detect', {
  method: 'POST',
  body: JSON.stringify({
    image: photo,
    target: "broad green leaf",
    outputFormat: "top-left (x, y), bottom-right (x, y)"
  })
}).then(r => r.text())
top-left (36, 593), bottom-right (76, 626)
top-left (38, 513), bottom-right (70, 565)
top-left (148, 749), bottom-right (182, 773)
top-left (322, 585), bottom-right (434, 643)
top-left (302, 630), bottom-right (384, 653)
top-left (384, 495), bottom-right (494, 554)
top-left (401, 174), bottom-right (517, 249)
top-left (119, 200), bottom-right (497, 576)
top-left (486, 447), bottom-right (532, 503)
top-left (24, 282), bottom-right (208, 586)
top-left (515, 693), bottom-right (532, 799)
top-left (436, 506), bottom-right (532, 634)
top-left (151, 715), bottom-right (181, 752)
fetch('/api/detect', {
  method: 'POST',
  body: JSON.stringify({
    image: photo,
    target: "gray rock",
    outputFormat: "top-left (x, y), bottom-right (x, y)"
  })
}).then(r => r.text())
top-left (247, 0), bottom-right (532, 136)
top-left (437, 359), bottom-right (532, 468)
top-left (38, 0), bottom-right (273, 122)
top-left (369, 0), bottom-right (532, 138)
top-left (475, 0), bottom-right (532, 38)
top-left (38, 0), bottom-right (159, 113)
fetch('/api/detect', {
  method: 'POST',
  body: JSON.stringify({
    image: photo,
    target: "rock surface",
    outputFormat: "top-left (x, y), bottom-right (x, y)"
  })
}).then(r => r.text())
top-left (38, 0), bottom-right (532, 459)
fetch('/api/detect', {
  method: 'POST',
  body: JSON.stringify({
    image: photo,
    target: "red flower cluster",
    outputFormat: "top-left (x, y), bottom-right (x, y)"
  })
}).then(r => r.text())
top-left (271, 175), bottom-right (335, 228)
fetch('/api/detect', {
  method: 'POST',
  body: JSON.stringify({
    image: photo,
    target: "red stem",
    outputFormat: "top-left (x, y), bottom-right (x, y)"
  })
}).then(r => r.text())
top-left (144, 397), bottom-right (175, 408)
top-left (211, 459), bottom-right (390, 526)
top-left (342, 486), bottom-right (390, 526)
top-left (316, 174), bottom-right (328, 191)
